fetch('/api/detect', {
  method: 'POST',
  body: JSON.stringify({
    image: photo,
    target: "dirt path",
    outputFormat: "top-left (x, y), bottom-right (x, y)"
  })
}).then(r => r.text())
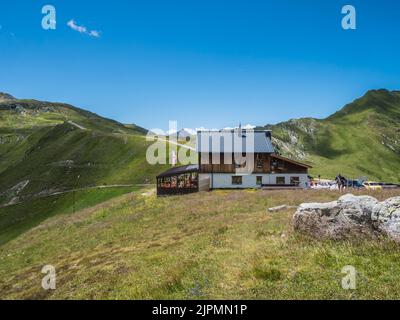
top-left (144, 136), bottom-right (196, 151)
top-left (49, 184), bottom-right (137, 196)
top-left (67, 121), bottom-right (87, 130)
top-left (0, 184), bottom-right (155, 208)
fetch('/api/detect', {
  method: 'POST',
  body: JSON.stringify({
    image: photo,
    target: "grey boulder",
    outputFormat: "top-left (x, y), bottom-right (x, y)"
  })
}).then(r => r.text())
top-left (293, 194), bottom-right (400, 242)
top-left (372, 197), bottom-right (400, 242)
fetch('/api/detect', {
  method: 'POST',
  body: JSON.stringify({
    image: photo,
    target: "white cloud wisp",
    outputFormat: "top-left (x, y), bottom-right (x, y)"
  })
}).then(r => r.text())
top-left (67, 20), bottom-right (100, 38)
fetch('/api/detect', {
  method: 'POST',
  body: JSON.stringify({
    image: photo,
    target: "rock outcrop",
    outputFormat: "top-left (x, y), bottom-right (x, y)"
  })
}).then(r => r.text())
top-left (372, 197), bottom-right (400, 242)
top-left (0, 92), bottom-right (16, 103)
top-left (293, 194), bottom-right (400, 242)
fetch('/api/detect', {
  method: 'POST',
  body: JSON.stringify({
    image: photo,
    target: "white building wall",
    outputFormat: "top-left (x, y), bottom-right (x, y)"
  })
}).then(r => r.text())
top-left (199, 173), bottom-right (309, 189)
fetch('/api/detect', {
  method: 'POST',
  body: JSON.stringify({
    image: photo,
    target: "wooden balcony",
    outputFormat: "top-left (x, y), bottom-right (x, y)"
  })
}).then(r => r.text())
top-left (199, 153), bottom-right (310, 174)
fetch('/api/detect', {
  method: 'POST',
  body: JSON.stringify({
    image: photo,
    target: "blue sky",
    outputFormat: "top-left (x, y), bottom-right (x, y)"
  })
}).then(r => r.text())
top-left (1, 0), bottom-right (400, 130)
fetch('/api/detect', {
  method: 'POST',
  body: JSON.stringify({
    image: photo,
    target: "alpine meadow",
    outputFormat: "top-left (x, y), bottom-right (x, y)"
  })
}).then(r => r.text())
top-left (4, 0), bottom-right (400, 307)
top-left (1, 89), bottom-right (400, 299)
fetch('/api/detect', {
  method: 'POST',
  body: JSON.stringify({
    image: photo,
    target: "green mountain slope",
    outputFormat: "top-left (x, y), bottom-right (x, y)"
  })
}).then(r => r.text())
top-left (260, 89), bottom-right (400, 182)
top-left (0, 94), bottom-right (169, 243)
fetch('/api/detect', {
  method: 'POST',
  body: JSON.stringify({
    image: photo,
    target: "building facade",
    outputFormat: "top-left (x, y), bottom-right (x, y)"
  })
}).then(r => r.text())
top-left (196, 129), bottom-right (311, 189)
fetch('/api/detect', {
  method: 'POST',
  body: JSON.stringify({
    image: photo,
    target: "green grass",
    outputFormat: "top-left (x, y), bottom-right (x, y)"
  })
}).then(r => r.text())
top-left (1, 188), bottom-right (400, 300)
top-left (0, 97), bottom-right (171, 206)
top-left (0, 97), bottom-right (194, 253)
top-left (0, 186), bottom-right (142, 245)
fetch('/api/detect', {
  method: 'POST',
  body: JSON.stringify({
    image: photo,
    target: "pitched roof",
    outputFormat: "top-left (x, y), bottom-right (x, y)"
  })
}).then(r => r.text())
top-left (271, 154), bottom-right (313, 168)
top-left (156, 164), bottom-right (199, 178)
top-left (196, 130), bottom-right (275, 153)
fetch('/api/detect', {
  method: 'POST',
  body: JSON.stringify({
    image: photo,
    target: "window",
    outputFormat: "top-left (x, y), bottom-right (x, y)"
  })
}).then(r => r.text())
top-left (290, 176), bottom-right (300, 186)
top-left (271, 159), bottom-right (285, 173)
top-left (232, 176), bottom-right (243, 185)
top-left (256, 176), bottom-right (263, 185)
top-left (276, 177), bottom-right (286, 185)
top-left (256, 155), bottom-right (263, 169)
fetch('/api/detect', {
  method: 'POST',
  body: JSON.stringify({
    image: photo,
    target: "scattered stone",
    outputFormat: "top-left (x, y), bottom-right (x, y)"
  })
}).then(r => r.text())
top-left (49, 160), bottom-right (74, 167)
top-left (141, 189), bottom-right (156, 197)
top-left (268, 205), bottom-right (288, 212)
top-left (0, 180), bottom-right (30, 207)
top-left (268, 205), bottom-right (298, 213)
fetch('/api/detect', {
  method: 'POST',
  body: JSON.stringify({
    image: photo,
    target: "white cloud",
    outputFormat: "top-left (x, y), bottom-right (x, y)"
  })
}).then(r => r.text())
top-left (67, 20), bottom-right (87, 34)
top-left (89, 30), bottom-right (101, 38)
top-left (150, 125), bottom-right (257, 136)
top-left (183, 128), bottom-right (197, 135)
top-left (67, 20), bottom-right (100, 38)
top-left (221, 124), bottom-right (256, 131)
top-left (166, 129), bottom-right (177, 135)
top-left (242, 124), bottom-right (256, 130)
top-left (196, 126), bottom-right (220, 132)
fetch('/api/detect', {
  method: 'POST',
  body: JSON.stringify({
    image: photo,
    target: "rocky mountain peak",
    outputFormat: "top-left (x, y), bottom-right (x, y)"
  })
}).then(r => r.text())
top-left (0, 93), bottom-right (16, 103)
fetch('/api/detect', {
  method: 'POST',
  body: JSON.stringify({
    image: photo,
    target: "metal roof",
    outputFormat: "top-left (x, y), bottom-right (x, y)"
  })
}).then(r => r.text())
top-left (196, 130), bottom-right (275, 153)
top-left (157, 164), bottom-right (199, 178)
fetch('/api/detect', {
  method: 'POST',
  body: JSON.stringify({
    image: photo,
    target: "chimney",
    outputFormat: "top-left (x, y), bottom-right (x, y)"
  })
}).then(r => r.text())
top-left (171, 151), bottom-right (177, 167)
top-left (237, 123), bottom-right (242, 138)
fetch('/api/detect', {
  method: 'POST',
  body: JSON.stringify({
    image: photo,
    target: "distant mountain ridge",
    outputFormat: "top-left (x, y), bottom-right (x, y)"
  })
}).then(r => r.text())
top-left (259, 89), bottom-right (400, 182)
top-left (0, 89), bottom-right (399, 245)
top-left (1, 89), bottom-right (399, 189)
top-left (0, 94), bottom-right (165, 208)
top-left (0, 92), bottom-right (16, 103)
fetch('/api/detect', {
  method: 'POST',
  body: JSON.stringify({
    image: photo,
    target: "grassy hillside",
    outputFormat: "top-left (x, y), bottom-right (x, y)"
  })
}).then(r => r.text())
top-left (1, 90), bottom-right (400, 300)
top-left (0, 94), bottom-right (171, 243)
top-left (1, 188), bottom-right (400, 299)
top-left (260, 89), bottom-right (400, 183)
top-left (1, 89), bottom-right (400, 246)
